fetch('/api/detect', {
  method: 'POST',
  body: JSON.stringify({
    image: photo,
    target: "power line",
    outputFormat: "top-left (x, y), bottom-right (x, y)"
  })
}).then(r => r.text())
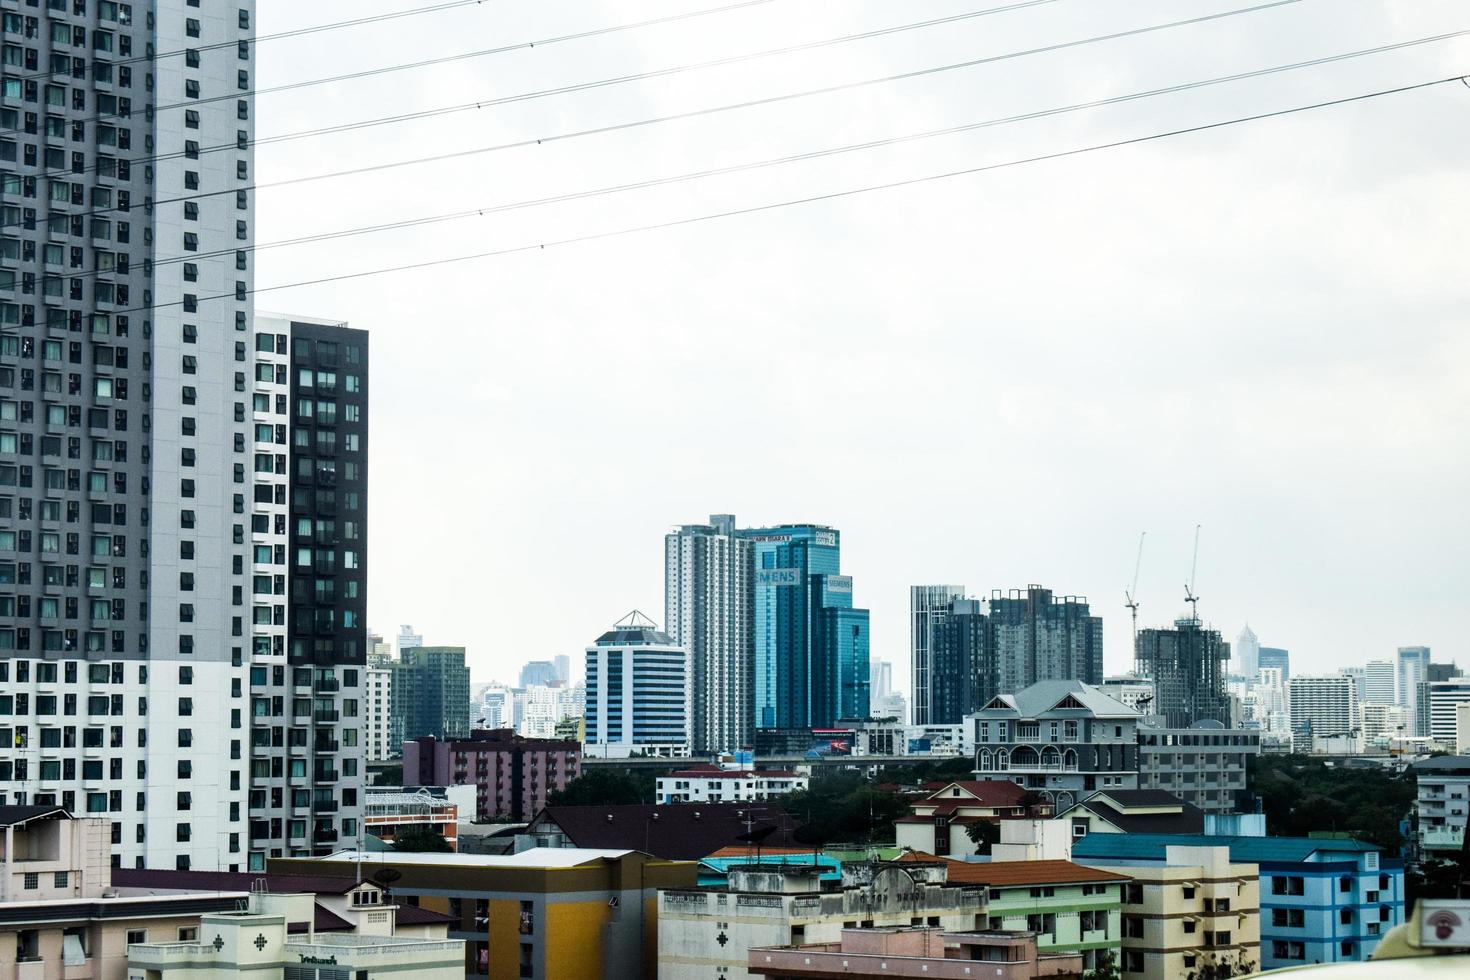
top-left (4, 0), bottom-right (495, 84)
top-left (28, 0), bottom-right (788, 132)
top-left (125, 74), bottom-right (1465, 313)
top-left (8, 22), bottom-right (1458, 235)
top-left (247, 0), bottom-right (1258, 149)
top-left (14, 0), bottom-right (1069, 172)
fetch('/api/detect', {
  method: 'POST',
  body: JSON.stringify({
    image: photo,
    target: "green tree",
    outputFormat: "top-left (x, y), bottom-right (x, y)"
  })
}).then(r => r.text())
top-left (1083, 949), bottom-right (1121, 980)
top-left (391, 826), bottom-right (453, 853)
top-left (372, 764), bottom-right (403, 787)
top-left (546, 768), bottom-right (654, 807)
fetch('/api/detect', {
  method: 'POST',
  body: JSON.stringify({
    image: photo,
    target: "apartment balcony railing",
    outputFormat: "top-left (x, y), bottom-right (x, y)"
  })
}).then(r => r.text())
top-left (314, 709), bottom-right (340, 723)
top-left (313, 677), bottom-right (340, 693)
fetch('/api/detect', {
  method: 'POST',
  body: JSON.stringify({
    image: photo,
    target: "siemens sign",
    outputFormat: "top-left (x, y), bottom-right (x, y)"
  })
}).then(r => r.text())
top-left (825, 575), bottom-right (853, 593)
top-left (757, 568), bottom-right (802, 587)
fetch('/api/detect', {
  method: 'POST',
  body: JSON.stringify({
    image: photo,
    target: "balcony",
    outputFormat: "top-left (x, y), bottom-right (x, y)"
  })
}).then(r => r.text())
top-left (315, 739), bottom-right (341, 753)
top-left (314, 770), bottom-right (340, 784)
top-left (312, 799), bottom-right (340, 813)
top-left (313, 677), bottom-right (340, 693)
top-left (314, 709), bottom-right (339, 723)
top-left (17, 959), bottom-right (44, 980)
top-left (313, 829), bottom-right (339, 844)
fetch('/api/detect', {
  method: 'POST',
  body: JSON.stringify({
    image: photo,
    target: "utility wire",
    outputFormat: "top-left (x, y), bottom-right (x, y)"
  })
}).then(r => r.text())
top-left (5, 0), bottom-right (1317, 228)
top-left (12, 0), bottom-right (1069, 169)
top-left (20, 0), bottom-right (789, 132)
top-left (4, 0), bottom-right (495, 84)
top-left (126, 74), bottom-right (1461, 313)
top-left (119, 28), bottom-right (1470, 276)
top-left (8, 23), bottom-right (1458, 235)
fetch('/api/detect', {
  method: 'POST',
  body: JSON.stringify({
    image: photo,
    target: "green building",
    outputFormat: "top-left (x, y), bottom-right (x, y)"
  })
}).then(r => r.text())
top-left (391, 645), bottom-right (472, 744)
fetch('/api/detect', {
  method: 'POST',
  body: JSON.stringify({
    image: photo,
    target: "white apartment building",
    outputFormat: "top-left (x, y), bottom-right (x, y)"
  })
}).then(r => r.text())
top-left (1428, 679), bottom-right (1470, 746)
top-left (1361, 703), bottom-right (1409, 745)
top-left (1287, 674), bottom-right (1358, 752)
top-left (665, 516), bottom-right (754, 754)
top-left (1411, 755), bottom-right (1469, 859)
top-left (366, 651), bottom-right (393, 762)
top-left (1361, 659), bottom-right (1397, 705)
top-left (1101, 675), bottom-right (1156, 713)
top-left (656, 765), bottom-right (807, 804)
top-left (584, 612), bottom-right (689, 758)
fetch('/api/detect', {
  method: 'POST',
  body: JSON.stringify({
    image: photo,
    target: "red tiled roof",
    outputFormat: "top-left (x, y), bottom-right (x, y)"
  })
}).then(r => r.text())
top-left (898, 852), bottom-right (1131, 886)
top-left (923, 781), bottom-right (1030, 806)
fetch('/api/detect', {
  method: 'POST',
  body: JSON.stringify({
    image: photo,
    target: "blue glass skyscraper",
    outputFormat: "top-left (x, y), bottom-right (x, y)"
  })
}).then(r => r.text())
top-left (743, 524), bottom-right (870, 729)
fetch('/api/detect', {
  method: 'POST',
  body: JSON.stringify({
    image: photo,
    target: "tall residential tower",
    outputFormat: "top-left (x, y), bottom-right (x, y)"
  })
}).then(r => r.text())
top-left (665, 515), bottom-right (752, 754)
top-left (0, 0), bottom-right (264, 870)
top-left (909, 584), bottom-right (965, 726)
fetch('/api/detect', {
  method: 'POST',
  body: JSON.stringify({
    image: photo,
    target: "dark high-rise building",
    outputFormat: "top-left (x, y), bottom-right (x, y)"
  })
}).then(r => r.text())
top-left (1135, 618), bottom-right (1232, 727)
top-left (930, 598), bottom-right (991, 724)
top-left (391, 646), bottom-right (471, 744)
top-left (987, 585), bottom-right (1103, 695)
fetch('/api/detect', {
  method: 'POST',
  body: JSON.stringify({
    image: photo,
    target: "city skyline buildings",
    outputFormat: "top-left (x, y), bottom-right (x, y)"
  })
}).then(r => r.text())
top-left (216, 1), bottom-right (1470, 721)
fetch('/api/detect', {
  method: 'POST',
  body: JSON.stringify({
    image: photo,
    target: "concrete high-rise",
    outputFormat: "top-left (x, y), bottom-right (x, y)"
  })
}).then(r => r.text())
top-left (909, 584), bottom-right (965, 726)
top-left (1258, 646), bottom-right (1290, 680)
top-left (988, 584), bottom-right (1103, 696)
top-left (1361, 659), bottom-right (1398, 705)
top-left (244, 314), bottom-right (370, 869)
top-left (1134, 618), bottom-right (1230, 728)
top-left (0, 4), bottom-right (370, 873)
top-left (390, 646), bottom-right (471, 743)
top-left (1287, 674), bottom-right (1358, 752)
top-left (744, 523), bottom-right (869, 729)
top-left (1398, 646), bottom-right (1432, 734)
top-left (584, 611), bottom-right (689, 758)
top-left (665, 515), bottom-right (752, 754)
top-left (1234, 625), bottom-right (1259, 679)
top-left (519, 659), bottom-right (558, 688)
top-left (397, 625), bottom-right (422, 653)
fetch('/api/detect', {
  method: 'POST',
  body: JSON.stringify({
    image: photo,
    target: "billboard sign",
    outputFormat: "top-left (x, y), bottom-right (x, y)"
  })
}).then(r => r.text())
top-left (757, 568), bottom-right (802, 587)
top-left (825, 575), bottom-right (853, 593)
top-left (814, 531), bottom-right (837, 547)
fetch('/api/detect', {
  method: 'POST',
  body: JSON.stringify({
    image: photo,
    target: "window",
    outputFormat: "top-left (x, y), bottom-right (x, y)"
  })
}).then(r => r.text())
top-left (24, 872), bottom-right (39, 890)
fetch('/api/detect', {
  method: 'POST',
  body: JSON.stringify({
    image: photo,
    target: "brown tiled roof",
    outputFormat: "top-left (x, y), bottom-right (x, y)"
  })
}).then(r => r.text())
top-left (897, 852), bottom-right (1131, 886)
top-left (394, 904), bottom-right (456, 925)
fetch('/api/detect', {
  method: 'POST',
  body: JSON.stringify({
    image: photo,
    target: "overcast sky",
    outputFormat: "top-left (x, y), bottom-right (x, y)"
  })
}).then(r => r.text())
top-left (253, 0), bottom-right (1470, 692)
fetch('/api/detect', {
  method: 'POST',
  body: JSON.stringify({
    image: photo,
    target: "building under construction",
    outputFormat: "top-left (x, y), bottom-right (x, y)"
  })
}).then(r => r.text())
top-left (1134, 618), bottom-right (1232, 727)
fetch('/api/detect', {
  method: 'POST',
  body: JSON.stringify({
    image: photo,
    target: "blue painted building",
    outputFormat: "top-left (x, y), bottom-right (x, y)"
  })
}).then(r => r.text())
top-left (1072, 833), bottom-right (1404, 970)
top-left (742, 524), bottom-right (869, 729)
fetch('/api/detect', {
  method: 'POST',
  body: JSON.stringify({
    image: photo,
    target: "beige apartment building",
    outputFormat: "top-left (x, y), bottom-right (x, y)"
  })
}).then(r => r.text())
top-left (1092, 845), bottom-right (1260, 980)
top-left (0, 807), bottom-right (245, 980)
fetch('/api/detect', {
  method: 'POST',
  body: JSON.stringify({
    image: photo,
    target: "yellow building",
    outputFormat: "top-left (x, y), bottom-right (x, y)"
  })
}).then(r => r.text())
top-left (1093, 844), bottom-right (1260, 980)
top-left (271, 847), bottom-right (695, 980)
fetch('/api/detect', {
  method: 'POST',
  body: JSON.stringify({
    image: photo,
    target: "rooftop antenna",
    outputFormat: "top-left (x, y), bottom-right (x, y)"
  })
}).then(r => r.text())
top-left (1124, 532), bottom-right (1146, 648)
top-left (1184, 524), bottom-right (1202, 623)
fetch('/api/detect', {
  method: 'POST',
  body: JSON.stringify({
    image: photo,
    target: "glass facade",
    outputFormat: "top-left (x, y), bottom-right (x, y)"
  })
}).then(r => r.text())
top-left (745, 524), bottom-right (869, 729)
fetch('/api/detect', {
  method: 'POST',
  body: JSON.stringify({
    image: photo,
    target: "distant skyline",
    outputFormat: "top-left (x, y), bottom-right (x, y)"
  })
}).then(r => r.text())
top-left (251, 2), bottom-right (1468, 692)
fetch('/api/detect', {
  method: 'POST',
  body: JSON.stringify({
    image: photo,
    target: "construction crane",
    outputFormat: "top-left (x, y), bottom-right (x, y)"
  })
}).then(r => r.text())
top-left (1124, 531), bottom-right (1146, 645)
top-left (1184, 524), bottom-right (1202, 622)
